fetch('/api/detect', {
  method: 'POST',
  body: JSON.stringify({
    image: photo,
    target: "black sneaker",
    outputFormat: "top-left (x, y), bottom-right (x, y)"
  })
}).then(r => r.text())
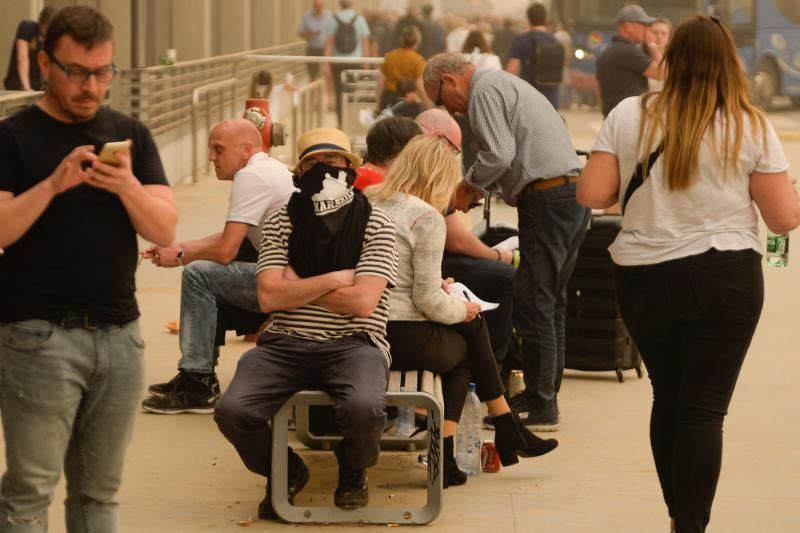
top-left (148, 371), bottom-right (220, 398)
top-left (258, 452), bottom-right (310, 520)
top-left (141, 372), bottom-right (218, 414)
top-left (334, 445), bottom-right (368, 509)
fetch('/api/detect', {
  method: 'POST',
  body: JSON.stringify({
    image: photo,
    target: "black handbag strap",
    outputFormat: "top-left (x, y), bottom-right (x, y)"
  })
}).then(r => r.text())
top-left (622, 143), bottom-right (664, 214)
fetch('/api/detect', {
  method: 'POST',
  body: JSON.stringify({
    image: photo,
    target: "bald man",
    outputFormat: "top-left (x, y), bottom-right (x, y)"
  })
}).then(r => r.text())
top-left (141, 119), bottom-right (296, 414)
top-left (415, 109), bottom-right (517, 368)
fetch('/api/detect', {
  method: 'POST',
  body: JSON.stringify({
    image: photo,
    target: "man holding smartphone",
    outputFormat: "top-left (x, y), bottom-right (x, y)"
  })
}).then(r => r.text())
top-left (0, 6), bottom-right (177, 532)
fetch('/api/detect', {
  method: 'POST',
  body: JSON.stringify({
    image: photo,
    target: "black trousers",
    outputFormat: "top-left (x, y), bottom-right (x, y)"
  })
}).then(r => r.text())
top-left (614, 249), bottom-right (763, 533)
top-left (387, 317), bottom-right (504, 422)
top-left (215, 332), bottom-right (389, 474)
top-left (330, 63), bottom-right (347, 127)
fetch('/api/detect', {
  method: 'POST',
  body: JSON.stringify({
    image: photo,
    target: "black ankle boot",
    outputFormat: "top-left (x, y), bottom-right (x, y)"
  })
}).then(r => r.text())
top-left (443, 436), bottom-right (467, 488)
top-left (493, 412), bottom-right (558, 466)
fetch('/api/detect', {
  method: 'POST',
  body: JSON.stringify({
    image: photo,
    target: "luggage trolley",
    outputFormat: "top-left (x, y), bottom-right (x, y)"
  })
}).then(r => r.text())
top-left (340, 69), bottom-right (379, 151)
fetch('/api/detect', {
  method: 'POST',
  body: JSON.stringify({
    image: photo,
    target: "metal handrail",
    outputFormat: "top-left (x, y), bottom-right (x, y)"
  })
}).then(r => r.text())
top-left (0, 91), bottom-right (42, 120)
top-left (110, 42), bottom-right (309, 137)
top-left (290, 79), bottom-right (327, 161)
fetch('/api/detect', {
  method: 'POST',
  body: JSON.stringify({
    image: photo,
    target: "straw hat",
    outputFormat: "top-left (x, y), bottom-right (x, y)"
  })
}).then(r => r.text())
top-left (293, 127), bottom-right (362, 174)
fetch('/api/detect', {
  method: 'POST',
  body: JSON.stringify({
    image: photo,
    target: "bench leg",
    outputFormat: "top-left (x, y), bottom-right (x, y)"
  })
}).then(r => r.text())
top-left (271, 391), bottom-right (443, 524)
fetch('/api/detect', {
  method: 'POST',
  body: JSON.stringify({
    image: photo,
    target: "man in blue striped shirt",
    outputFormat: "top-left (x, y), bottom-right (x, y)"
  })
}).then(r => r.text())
top-left (423, 53), bottom-right (590, 432)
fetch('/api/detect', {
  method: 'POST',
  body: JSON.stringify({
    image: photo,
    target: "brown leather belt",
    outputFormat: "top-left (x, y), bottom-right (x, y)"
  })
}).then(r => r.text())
top-left (521, 175), bottom-right (578, 196)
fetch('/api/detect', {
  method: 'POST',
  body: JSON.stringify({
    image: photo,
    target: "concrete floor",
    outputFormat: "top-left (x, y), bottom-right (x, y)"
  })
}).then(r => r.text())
top-left (2, 107), bottom-right (799, 532)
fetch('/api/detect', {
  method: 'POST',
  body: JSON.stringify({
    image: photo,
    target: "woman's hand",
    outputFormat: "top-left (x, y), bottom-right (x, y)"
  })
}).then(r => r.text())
top-left (463, 302), bottom-right (481, 322)
top-left (441, 277), bottom-right (454, 293)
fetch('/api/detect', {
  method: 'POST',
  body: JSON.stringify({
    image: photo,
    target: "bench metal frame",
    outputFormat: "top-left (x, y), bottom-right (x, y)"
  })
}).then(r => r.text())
top-left (270, 389), bottom-right (443, 524)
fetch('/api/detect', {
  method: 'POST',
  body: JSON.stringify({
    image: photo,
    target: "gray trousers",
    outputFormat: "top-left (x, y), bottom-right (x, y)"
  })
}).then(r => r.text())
top-left (215, 332), bottom-right (389, 474)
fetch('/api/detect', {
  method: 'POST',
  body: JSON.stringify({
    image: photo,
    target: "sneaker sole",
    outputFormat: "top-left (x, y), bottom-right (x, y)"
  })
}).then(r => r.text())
top-left (524, 422), bottom-right (560, 432)
top-left (141, 405), bottom-right (216, 415)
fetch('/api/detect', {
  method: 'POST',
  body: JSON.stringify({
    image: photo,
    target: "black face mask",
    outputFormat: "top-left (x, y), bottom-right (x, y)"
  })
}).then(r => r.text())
top-left (293, 162), bottom-right (356, 198)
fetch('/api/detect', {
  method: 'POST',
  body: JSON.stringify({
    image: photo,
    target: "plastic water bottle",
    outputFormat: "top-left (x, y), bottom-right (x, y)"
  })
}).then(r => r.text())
top-left (394, 387), bottom-right (415, 437)
top-left (455, 383), bottom-right (482, 476)
top-left (766, 231), bottom-right (789, 267)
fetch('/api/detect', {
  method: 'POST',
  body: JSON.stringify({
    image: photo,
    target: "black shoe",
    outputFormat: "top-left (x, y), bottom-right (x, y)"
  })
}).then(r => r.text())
top-left (492, 412), bottom-right (558, 466)
top-left (334, 445), bottom-right (368, 509)
top-left (141, 372), bottom-right (218, 414)
top-left (504, 393), bottom-right (560, 432)
top-left (443, 436), bottom-right (467, 488)
top-left (258, 452), bottom-right (310, 520)
top-left (148, 371), bottom-right (220, 398)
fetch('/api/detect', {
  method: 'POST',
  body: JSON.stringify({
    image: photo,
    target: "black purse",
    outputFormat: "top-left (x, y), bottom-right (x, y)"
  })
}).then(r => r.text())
top-left (621, 143), bottom-right (664, 214)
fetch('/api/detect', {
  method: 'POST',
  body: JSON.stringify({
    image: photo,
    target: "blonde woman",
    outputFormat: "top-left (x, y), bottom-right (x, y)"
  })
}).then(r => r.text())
top-left (578, 16), bottom-right (800, 532)
top-left (369, 136), bottom-right (558, 488)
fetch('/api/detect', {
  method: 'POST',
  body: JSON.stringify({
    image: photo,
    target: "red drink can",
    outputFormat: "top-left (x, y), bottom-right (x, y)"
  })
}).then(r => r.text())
top-left (481, 441), bottom-right (501, 473)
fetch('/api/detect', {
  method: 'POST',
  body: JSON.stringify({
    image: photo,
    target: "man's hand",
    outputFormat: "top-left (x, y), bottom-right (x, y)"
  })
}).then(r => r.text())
top-left (143, 243), bottom-right (182, 268)
top-left (86, 141), bottom-right (140, 197)
top-left (463, 301), bottom-right (481, 322)
top-left (498, 248), bottom-right (513, 264)
top-left (48, 145), bottom-right (96, 194)
top-left (327, 269), bottom-right (356, 289)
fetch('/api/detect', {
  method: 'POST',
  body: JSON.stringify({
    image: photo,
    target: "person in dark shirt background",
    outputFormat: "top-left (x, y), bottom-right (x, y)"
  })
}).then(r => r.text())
top-left (3, 6), bottom-right (55, 90)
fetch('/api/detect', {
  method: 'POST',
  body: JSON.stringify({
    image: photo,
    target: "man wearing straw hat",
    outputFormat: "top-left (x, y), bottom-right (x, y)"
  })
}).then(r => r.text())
top-left (215, 128), bottom-right (398, 519)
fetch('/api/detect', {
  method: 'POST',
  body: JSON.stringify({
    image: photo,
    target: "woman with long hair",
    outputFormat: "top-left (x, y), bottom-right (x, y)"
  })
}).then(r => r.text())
top-left (368, 136), bottom-right (558, 488)
top-left (578, 16), bottom-right (799, 532)
top-left (461, 29), bottom-right (502, 70)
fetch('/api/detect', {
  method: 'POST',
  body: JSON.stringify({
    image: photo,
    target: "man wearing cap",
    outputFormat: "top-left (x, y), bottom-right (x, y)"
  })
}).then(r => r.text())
top-left (596, 4), bottom-right (665, 117)
top-left (214, 128), bottom-right (398, 519)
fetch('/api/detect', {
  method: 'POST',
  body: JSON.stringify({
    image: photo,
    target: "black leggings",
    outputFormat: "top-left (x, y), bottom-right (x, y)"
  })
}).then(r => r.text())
top-left (387, 317), bottom-right (505, 422)
top-left (614, 249), bottom-right (763, 533)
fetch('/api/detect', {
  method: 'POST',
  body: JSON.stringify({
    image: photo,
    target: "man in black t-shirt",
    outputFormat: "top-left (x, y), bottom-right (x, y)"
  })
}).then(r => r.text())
top-left (3, 6), bottom-right (55, 90)
top-left (0, 6), bottom-right (177, 531)
top-left (596, 4), bottom-right (665, 117)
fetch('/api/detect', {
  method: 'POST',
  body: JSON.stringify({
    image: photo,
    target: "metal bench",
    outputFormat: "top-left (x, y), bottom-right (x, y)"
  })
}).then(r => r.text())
top-left (294, 370), bottom-right (437, 451)
top-left (270, 370), bottom-right (444, 524)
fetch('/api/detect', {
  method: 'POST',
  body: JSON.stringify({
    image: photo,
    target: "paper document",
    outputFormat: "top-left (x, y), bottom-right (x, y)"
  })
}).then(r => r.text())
top-left (492, 236), bottom-right (518, 251)
top-left (449, 282), bottom-right (499, 312)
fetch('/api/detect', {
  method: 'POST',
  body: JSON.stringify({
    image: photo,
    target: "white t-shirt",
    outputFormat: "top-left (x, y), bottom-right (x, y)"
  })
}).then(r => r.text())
top-left (593, 96), bottom-right (789, 266)
top-left (226, 152), bottom-right (296, 250)
top-left (463, 50), bottom-right (502, 70)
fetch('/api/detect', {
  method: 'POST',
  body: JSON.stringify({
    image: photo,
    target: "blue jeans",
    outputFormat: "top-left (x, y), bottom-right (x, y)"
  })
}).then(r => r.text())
top-left (442, 253), bottom-right (515, 363)
top-left (178, 260), bottom-right (262, 373)
top-left (0, 319), bottom-right (145, 533)
top-left (514, 182), bottom-right (590, 416)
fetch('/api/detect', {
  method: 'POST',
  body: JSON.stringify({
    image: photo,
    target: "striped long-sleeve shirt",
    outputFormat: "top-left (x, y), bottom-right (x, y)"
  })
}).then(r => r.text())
top-left (465, 68), bottom-right (584, 207)
top-left (256, 206), bottom-right (399, 363)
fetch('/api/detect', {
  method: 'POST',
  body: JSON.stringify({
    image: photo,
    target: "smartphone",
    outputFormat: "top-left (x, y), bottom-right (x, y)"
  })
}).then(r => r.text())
top-left (97, 141), bottom-right (130, 165)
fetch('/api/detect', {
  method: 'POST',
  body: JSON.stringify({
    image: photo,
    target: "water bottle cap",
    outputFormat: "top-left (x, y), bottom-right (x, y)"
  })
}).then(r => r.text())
top-left (468, 383), bottom-right (476, 393)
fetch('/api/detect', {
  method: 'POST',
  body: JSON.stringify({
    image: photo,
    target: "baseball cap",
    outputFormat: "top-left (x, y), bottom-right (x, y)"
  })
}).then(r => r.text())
top-left (616, 5), bottom-right (656, 25)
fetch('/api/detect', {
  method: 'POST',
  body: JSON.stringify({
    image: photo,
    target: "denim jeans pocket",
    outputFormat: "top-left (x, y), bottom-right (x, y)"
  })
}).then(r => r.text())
top-left (4, 320), bottom-right (55, 351)
top-left (124, 321), bottom-right (146, 350)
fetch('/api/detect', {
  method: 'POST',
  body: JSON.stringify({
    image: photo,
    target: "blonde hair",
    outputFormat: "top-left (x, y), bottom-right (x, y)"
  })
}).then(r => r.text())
top-left (368, 135), bottom-right (462, 213)
top-left (639, 15), bottom-right (767, 191)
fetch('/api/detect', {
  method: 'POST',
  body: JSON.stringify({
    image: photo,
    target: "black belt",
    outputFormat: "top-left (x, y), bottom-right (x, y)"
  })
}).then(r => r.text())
top-left (521, 175), bottom-right (579, 196)
top-left (54, 311), bottom-right (113, 330)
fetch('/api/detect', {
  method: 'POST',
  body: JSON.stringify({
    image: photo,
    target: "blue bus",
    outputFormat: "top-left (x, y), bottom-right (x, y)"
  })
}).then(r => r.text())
top-left (554, 0), bottom-right (800, 107)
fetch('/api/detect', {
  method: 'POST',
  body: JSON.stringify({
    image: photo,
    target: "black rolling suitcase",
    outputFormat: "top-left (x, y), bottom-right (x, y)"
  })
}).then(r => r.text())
top-left (565, 214), bottom-right (643, 382)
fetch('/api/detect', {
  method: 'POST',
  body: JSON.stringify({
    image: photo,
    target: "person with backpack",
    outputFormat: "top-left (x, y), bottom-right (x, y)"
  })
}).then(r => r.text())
top-left (505, 3), bottom-right (565, 110)
top-left (323, 0), bottom-right (371, 128)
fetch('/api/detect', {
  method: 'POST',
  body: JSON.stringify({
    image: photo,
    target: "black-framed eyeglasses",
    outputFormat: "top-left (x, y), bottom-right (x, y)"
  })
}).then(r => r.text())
top-left (434, 79), bottom-right (445, 107)
top-left (48, 52), bottom-right (117, 84)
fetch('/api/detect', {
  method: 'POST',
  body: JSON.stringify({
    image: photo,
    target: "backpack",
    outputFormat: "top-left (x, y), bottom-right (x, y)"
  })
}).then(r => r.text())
top-left (333, 13), bottom-right (359, 54)
top-left (525, 31), bottom-right (565, 87)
